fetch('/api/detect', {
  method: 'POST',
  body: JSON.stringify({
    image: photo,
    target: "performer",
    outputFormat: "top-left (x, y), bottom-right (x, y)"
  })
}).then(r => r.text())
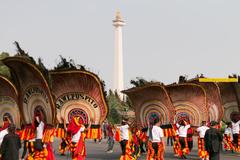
top-left (131, 127), bottom-right (141, 159)
top-left (176, 120), bottom-right (190, 159)
top-left (231, 119), bottom-right (240, 148)
top-left (26, 109), bottom-right (48, 160)
top-left (172, 123), bottom-right (181, 157)
top-left (0, 115), bottom-right (11, 146)
top-left (187, 124), bottom-right (193, 152)
top-left (197, 121), bottom-right (209, 160)
top-left (57, 118), bottom-right (69, 156)
top-left (204, 121), bottom-right (223, 160)
top-left (119, 119), bottom-right (132, 160)
top-left (147, 117), bottom-right (165, 160)
top-left (21, 140), bottom-right (28, 160)
top-left (67, 116), bottom-right (91, 160)
top-left (139, 127), bottom-right (147, 154)
top-left (223, 122), bottom-right (233, 152)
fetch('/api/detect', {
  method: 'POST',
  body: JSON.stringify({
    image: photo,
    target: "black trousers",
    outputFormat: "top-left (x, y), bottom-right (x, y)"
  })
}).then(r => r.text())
top-left (120, 140), bottom-right (128, 155)
top-left (179, 137), bottom-right (186, 149)
top-left (233, 134), bottom-right (239, 147)
top-left (152, 142), bottom-right (159, 157)
top-left (140, 141), bottom-right (146, 153)
top-left (209, 151), bottom-right (220, 160)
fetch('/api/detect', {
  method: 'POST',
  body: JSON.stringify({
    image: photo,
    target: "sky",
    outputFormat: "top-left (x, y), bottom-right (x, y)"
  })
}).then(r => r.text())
top-left (1, 0), bottom-right (240, 90)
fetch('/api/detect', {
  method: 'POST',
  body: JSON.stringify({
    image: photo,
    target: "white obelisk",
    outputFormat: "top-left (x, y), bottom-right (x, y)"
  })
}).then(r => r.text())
top-left (113, 11), bottom-right (125, 100)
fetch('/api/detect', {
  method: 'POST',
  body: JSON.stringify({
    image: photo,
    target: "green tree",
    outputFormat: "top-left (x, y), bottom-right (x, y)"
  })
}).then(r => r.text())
top-left (106, 90), bottom-right (133, 124)
top-left (107, 90), bottom-right (121, 124)
top-left (0, 52), bottom-right (11, 78)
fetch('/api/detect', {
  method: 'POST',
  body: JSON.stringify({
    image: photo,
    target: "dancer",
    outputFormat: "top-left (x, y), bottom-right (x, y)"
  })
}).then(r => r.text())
top-left (147, 117), bottom-right (165, 160)
top-left (119, 119), bottom-right (133, 160)
top-left (57, 117), bottom-right (69, 156)
top-left (187, 124), bottom-right (193, 152)
top-left (67, 116), bottom-right (91, 160)
top-left (176, 120), bottom-right (190, 159)
top-left (197, 121), bottom-right (209, 160)
top-left (0, 115), bottom-right (11, 146)
top-left (223, 122), bottom-right (233, 152)
top-left (131, 127), bottom-right (141, 159)
top-left (24, 109), bottom-right (48, 160)
top-left (231, 119), bottom-right (240, 148)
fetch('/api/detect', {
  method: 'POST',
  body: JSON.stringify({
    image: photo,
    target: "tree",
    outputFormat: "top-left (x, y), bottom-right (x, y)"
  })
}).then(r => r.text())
top-left (0, 52), bottom-right (11, 78)
top-left (106, 90), bottom-right (122, 124)
top-left (0, 52), bottom-right (9, 60)
top-left (106, 90), bottom-right (133, 124)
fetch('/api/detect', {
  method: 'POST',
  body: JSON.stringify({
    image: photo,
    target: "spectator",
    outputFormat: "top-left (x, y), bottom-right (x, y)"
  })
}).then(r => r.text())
top-left (204, 121), bottom-right (223, 160)
top-left (106, 122), bottom-right (114, 153)
top-left (0, 123), bottom-right (21, 160)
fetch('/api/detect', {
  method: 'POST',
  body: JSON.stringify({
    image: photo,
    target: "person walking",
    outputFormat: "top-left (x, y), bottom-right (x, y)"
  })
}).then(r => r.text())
top-left (0, 123), bottom-right (21, 160)
top-left (106, 122), bottom-right (114, 153)
top-left (147, 117), bottom-right (165, 160)
top-left (197, 121), bottom-right (209, 160)
top-left (223, 122), bottom-right (233, 152)
top-left (231, 119), bottom-right (240, 148)
top-left (176, 120), bottom-right (190, 159)
top-left (67, 116), bottom-right (91, 160)
top-left (119, 119), bottom-right (132, 160)
top-left (204, 121), bottom-right (223, 160)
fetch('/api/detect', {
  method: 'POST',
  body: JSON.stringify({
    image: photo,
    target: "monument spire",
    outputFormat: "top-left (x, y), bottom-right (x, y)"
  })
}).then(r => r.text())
top-left (113, 11), bottom-right (125, 100)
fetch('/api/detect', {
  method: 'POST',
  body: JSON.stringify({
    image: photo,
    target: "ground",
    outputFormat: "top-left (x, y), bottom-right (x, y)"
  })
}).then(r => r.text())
top-left (51, 137), bottom-right (240, 160)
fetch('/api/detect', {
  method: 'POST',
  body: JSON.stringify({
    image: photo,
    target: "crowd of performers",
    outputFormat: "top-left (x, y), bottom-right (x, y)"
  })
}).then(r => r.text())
top-left (114, 117), bottom-right (240, 160)
top-left (0, 111), bottom-right (239, 160)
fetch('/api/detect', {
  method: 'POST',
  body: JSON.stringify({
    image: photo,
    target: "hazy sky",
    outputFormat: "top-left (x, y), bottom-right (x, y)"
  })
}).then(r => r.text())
top-left (1, 0), bottom-right (240, 90)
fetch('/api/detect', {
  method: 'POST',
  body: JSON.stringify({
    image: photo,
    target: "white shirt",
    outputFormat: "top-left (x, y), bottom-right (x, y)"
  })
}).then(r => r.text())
top-left (72, 125), bottom-right (85, 143)
top-left (120, 124), bottom-right (129, 140)
top-left (224, 127), bottom-right (232, 135)
top-left (0, 129), bottom-right (8, 146)
top-left (231, 120), bottom-right (240, 134)
top-left (177, 123), bottom-right (190, 138)
top-left (197, 126), bottom-right (209, 138)
top-left (36, 121), bottom-right (44, 139)
top-left (224, 127), bottom-right (233, 140)
top-left (151, 125), bottom-right (164, 143)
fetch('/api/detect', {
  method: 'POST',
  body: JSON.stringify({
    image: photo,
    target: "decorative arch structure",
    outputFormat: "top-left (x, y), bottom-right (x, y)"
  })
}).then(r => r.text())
top-left (217, 83), bottom-right (240, 122)
top-left (188, 79), bottom-right (224, 121)
top-left (0, 75), bottom-right (21, 128)
top-left (3, 57), bottom-right (55, 125)
top-left (166, 83), bottom-right (208, 126)
top-left (50, 70), bottom-right (108, 125)
top-left (122, 83), bottom-right (175, 127)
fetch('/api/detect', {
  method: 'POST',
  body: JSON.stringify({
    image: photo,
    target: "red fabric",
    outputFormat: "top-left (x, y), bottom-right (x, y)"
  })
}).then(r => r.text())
top-left (132, 134), bottom-right (139, 146)
top-left (74, 134), bottom-right (86, 160)
top-left (46, 142), bottom-right (55, 160)
top-left (67, 117), bottom-right (82, 135)
top-left (187, 128), bottom-right (193, 141)
top-left (0, 121), bottom-right (10, 131)
top-left (115, 128), bottom-right (121, 142)
top-left (107, 125), bottom-right (114, 137)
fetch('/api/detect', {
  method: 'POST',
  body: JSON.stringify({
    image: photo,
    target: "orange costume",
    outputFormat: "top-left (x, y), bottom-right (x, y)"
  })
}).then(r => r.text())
top-left (198, 137), bottom-right (208, 159)
top-left (67, 117), bottom-right (86, 160)
top-left (26, 112), bottom-right (50, 160)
